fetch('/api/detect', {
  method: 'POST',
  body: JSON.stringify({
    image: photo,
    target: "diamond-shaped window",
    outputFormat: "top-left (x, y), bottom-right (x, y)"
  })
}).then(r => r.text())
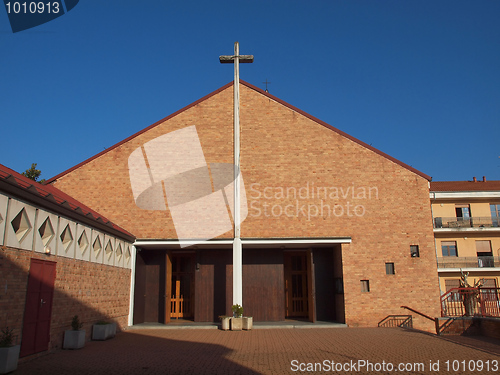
top-left (78, 231), bottom-right (89, 255)
top-left (11, 208), bottom-right (32, 243)
top-left (93, 237), bottom-right (102, 257)
top-left (38, 218), bottom-right (55, 247)
top-left (105, 240), bottom-right (113, 260)
top-left (125, 246), bottom-right (131, 262)
top-left (0, 212), bottom-right (3, 224)
top-left (116, 244), bottom-right (123, 260)
top-left (60, 225), bottom-right (73, 252)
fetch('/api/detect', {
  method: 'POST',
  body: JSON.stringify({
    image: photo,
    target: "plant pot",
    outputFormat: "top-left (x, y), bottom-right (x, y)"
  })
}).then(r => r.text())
top-left (0, 345), bottom-right (20, 374)
top-left (243, 317), bottom-right (253, 330)
top-left (220, 317), bottom-right (230, 331)
top-left (92, 323), bottom-right (116, 341)
top-left (231, 317), bottom-right (242, 331)
top-left (63, 330), bottom-right (85, 350)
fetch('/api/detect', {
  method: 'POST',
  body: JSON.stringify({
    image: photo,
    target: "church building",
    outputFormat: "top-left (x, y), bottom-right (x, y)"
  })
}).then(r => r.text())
top-left (46, 80), bottom-right (441, 331)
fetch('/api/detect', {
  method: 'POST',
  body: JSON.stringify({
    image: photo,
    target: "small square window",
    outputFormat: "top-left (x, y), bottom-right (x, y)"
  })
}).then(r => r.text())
top-left (385, 262), bottom-right (395, 275)
top-left (410, 245), bottom-right (419, 258)
top-left (361, 280), bottom-right (370, 293)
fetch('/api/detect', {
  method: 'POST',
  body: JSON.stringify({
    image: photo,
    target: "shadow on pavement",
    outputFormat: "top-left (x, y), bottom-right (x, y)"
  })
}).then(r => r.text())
top-left (15, 330), bottom-right (262, 375)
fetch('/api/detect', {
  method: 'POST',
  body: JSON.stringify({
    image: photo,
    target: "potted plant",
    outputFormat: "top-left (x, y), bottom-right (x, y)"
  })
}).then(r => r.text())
top-left (231, 304), bottom-right (243, 331)
top-left (219, 316), bottom-right (231, 331)
top-left (63, 315), bottom-right (85, 349)
top-left (92, 321), bottom-right (117, 341)
top-left (0, 327), bottom-right (20, 374)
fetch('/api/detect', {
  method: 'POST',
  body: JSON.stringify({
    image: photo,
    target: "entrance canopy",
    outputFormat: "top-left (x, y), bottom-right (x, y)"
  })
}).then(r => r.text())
top-left (134, 237), bottom-right (352, 250)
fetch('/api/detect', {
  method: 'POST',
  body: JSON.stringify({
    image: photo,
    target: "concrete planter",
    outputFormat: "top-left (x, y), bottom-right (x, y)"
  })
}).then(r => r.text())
top-left (231, 317), bottom-right (243, 331)
top-left (92, 323), bottom-right (116, 341)
top-left (243, 317), bottom-right (253, 330)
top-left (220, 317), bottom-right (230, 331)
top-left (0, 345), bottom-right (20, 374)
top-left (63, 330), bottom-right (85, 350)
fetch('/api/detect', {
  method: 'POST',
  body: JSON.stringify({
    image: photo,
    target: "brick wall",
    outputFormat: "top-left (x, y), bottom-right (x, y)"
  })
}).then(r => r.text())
top-left (436, 317), bottom-right (478, 335)
top-left (478, 318), bottom-right (500, 340)
top-left (436, 317), bottom-right (500, 339)
top-left (51, 83), bottom-right (441, 331)
top-left (0, 245), bottom-right (131, 354)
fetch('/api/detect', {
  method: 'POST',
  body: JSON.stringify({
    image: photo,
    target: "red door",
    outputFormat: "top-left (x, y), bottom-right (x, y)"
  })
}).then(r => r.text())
top-left (20, 259), bottom-right (56, 357)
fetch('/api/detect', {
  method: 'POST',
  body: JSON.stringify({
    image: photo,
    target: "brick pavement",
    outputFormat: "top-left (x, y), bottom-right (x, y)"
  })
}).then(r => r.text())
top-left (15, 328), bottom-right (500, 375)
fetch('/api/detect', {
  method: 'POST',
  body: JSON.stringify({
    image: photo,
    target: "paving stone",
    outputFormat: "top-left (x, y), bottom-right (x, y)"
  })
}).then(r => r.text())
top-left (15, 328), bottom-right (500, 374)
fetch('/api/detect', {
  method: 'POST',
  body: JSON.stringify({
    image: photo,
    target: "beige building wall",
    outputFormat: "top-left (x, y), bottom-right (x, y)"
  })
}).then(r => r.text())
top-left (431, 202), bottom-right (456, 218)
top-left (438, 273), bottom-right (500, 292)
top-left (432, 202), bottom-right (496, 219)
top-left (435, 235), bottom-right (500, 258)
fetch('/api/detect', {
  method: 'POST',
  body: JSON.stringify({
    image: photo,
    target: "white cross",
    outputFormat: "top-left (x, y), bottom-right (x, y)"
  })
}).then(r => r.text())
top-left (220, 42), bottom-right (253, 308)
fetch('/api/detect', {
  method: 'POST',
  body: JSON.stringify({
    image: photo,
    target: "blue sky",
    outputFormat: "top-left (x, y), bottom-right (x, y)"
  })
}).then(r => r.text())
top-left (1, 0), bottom-right (499, 182)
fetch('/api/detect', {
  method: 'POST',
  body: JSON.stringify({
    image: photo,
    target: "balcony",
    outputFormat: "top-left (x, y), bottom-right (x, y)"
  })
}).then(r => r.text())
top-left (437, 256), bottom-right (500, 269)
top-left (434, 217), bottom-right (499, 229)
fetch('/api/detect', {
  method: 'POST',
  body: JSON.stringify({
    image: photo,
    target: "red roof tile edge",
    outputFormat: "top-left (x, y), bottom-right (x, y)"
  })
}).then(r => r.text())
top-left (46, 80), bottom-right (431, 183)
top-left (0, 163), bottom-right (135, 241)
top-left (430, 180), bottom-right (500, 192)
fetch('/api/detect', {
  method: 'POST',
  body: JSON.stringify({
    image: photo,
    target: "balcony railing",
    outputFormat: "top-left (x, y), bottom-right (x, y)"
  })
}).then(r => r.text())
top-left (441, 288), bottom-right (500, 318)
top-left (437, 256), bottom-right (499, 269)
top-left (434, 217), bottom-right (499, 229)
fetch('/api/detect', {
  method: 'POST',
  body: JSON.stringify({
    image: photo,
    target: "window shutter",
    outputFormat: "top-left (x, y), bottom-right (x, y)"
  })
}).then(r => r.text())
top-left (475, 240), bottom-right (491, 253)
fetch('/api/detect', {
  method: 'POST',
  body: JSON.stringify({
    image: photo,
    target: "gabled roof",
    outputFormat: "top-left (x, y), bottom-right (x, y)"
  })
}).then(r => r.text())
top-left (430, 180), bottom-right (500, 192)
top-left (46, 80), bottom-right (431, 183)
top-left (0, 163), bottom-right (135, 242)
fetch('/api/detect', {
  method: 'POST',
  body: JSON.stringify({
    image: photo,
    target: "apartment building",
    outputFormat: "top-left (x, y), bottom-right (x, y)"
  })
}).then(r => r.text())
top-left (430, 178), bottom-right (500, 293)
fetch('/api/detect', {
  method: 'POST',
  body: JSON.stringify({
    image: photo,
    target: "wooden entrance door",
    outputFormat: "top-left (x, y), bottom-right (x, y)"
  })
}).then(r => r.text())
top-left (284, 252), bottom-right (309, 318)
top-left (20, 259), bottom-right (56, 357)
top-left (170, 254), bottom-right (194, 319)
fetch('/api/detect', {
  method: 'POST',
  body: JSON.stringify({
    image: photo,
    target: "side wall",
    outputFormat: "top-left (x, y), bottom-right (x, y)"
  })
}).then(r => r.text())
top-left (0, 246), bottom-right (131, 353)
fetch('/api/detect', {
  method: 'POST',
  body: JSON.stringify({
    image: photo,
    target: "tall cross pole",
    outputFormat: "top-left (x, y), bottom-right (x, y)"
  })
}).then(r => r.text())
top-left (220, 42), bottom-right (253, 308)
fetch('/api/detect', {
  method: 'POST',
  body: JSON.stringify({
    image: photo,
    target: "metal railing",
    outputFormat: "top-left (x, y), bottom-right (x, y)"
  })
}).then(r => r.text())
top-left (378, 315), bottom-right (413, 328)
top-left (400, 306), bottom-right (435, 322)
top-left (437, 256), bottom-right (499, 269)
top-left (440, 287), bottom-right (500, 318)
top-left (434, 217), bottom-right (499, 229)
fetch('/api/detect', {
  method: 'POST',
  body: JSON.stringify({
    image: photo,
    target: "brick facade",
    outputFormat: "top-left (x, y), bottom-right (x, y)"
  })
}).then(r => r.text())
top-left (51, 81), bottom-right (441, 331)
